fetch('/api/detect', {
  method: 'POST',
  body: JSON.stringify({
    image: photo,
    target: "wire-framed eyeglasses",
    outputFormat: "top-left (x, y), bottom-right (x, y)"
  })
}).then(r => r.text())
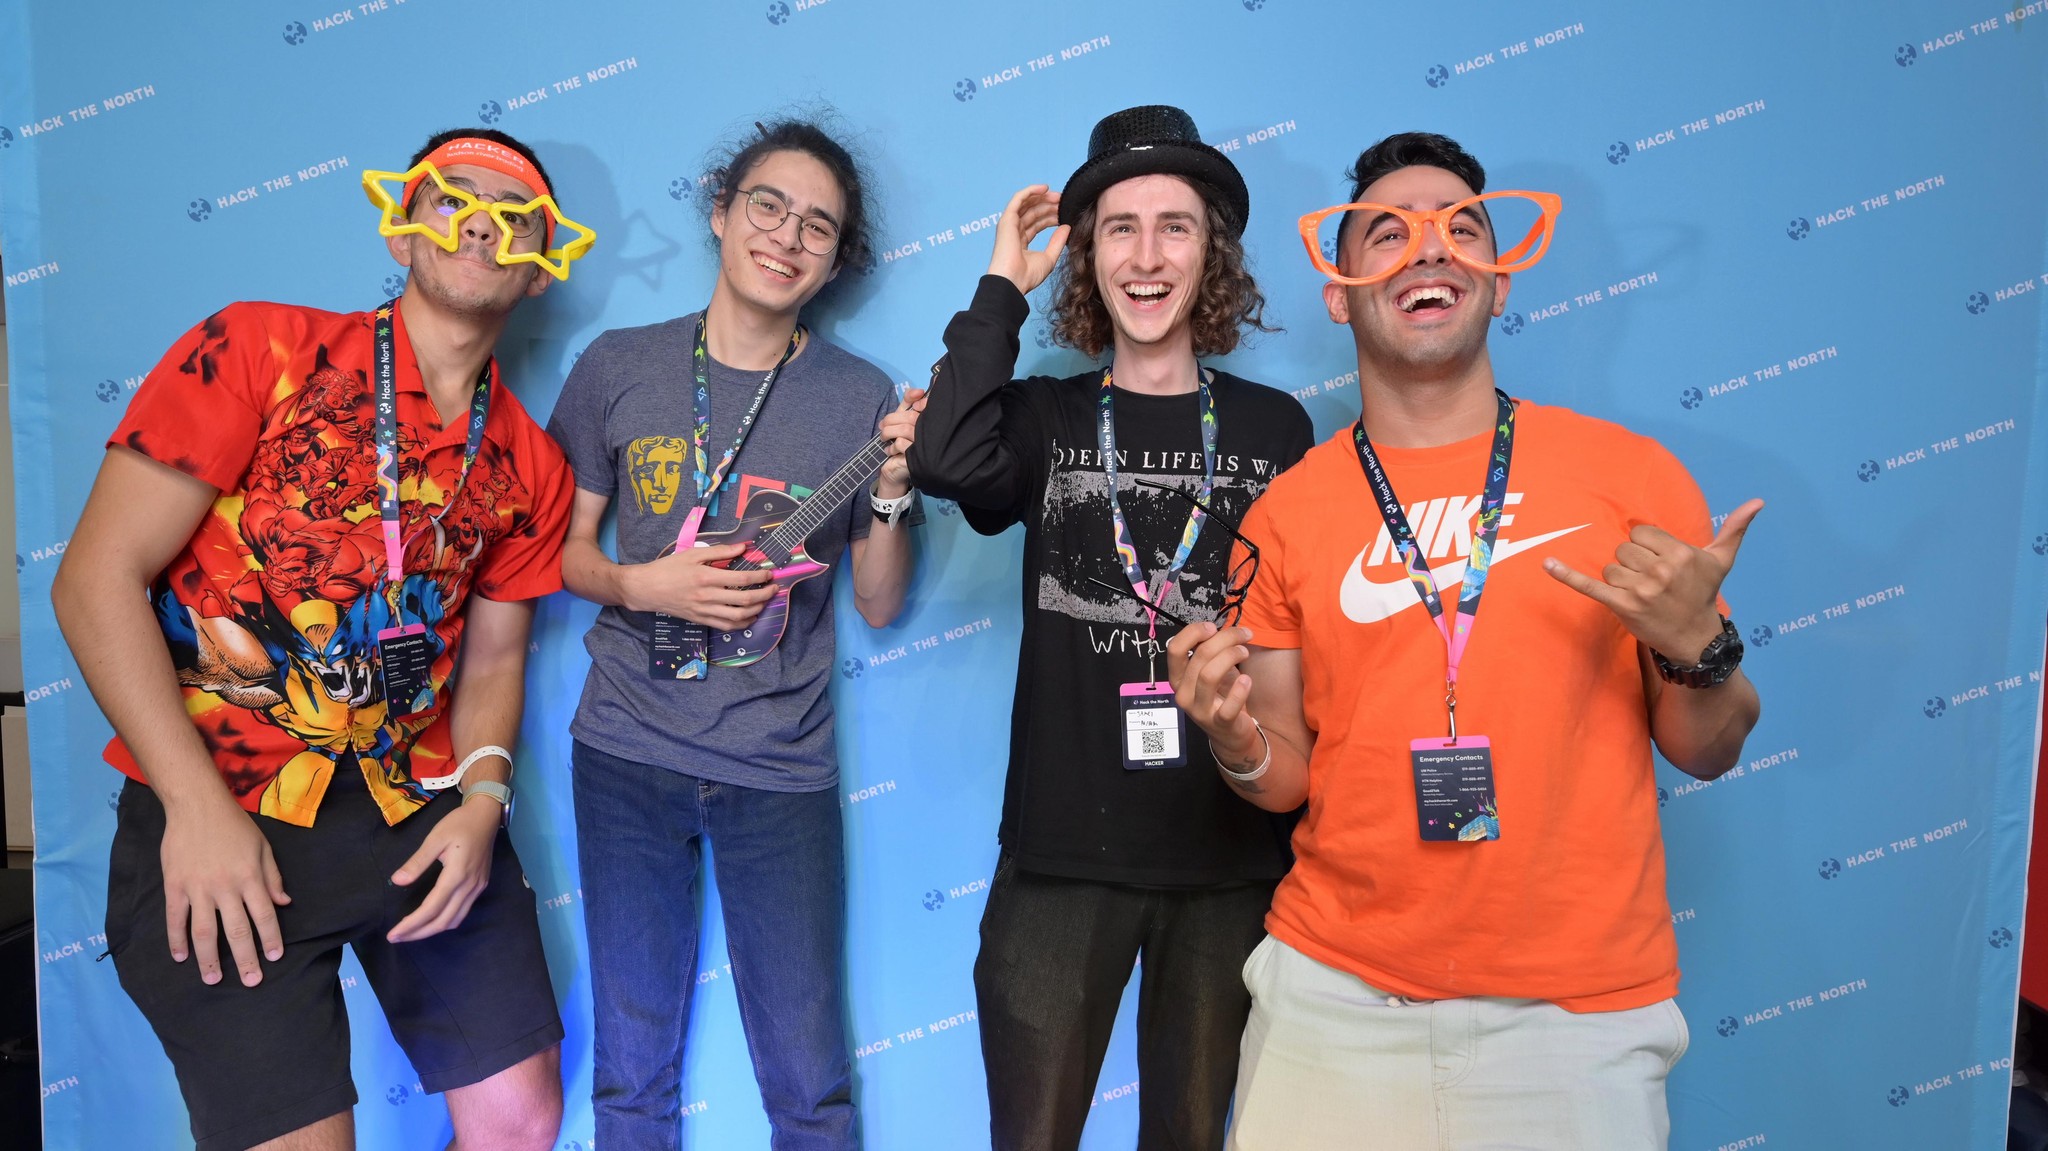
top-left (740, 187), bottom-right (841, 256)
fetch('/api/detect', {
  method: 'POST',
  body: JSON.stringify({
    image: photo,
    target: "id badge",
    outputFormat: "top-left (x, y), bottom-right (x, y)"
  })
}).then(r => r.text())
top-left (377, 624), bottom-right (436, 718)
top-left (649, 612), bottom-right (710, 680)
top-left (1120, 681), bottom-right (1187, 770)
top-left (1410, 735), bottom-right (1499, 841)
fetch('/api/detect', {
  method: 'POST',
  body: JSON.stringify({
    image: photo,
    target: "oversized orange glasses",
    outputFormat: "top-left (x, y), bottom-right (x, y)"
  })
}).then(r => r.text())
top-left (1298, 191), bottom-right (1562, 286)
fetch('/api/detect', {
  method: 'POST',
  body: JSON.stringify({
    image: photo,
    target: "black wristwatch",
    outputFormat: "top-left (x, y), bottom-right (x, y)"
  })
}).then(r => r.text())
top-left (1652, 615), bottom-right (1744, 688)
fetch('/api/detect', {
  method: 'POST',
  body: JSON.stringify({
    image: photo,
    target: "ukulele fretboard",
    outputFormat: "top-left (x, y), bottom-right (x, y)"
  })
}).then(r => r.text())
top-left (727, 434), bottom-right (891, 572)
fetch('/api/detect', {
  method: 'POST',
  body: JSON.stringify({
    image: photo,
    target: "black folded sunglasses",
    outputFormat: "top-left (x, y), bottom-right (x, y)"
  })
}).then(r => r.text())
top-left (1085, 479), bottom-right (1260, 630)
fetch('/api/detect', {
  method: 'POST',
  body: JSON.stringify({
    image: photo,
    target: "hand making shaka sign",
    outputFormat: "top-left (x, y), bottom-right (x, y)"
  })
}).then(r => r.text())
top-left (1543, 497), bottom-right (1765, 665)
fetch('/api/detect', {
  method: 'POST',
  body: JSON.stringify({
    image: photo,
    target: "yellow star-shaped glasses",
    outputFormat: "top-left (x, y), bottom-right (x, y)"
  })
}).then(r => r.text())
top-left (362, 161), bottom-right (596, 282)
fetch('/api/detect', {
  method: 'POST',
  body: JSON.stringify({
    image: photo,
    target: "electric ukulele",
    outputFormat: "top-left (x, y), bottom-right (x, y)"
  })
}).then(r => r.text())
top-left (690, 432), bottom-right (894, 667)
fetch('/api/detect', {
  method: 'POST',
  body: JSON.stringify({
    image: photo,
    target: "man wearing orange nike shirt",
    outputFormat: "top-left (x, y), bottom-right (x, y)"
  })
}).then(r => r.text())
top-left (1172, 132), bottom-right (1762, 1149)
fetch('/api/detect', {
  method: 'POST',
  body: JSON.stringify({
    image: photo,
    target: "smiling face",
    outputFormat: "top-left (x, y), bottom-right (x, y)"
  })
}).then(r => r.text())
top-left (388, 162), bottom-right (551, 317)
top-left (1324, 164), bottom-right (1509, 378)
top-left (710, 148), bottom-right (844, 323)
top-left (1091, 174), bottom-right (1208, 355)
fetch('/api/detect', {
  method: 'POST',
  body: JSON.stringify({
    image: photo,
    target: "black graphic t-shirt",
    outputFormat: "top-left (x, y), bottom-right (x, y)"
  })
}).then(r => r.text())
top-left (909, 276), bottom-right (1315, 885)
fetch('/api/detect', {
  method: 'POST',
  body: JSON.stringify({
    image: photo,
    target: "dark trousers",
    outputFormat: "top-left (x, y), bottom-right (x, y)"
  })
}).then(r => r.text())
top-left (106, 766), bottom-right (562, 1151)
top-left (972, 854), bottom-right (1276, 1151)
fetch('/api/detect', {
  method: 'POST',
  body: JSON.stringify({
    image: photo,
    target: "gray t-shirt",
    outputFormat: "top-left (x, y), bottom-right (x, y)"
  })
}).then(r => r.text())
top-left (547, 312), bottom-right (908, 791)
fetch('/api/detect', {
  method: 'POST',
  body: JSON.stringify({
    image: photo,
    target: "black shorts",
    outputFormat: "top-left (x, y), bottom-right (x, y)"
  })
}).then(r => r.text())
top-left (105, 762), bottom-right (564, 1151)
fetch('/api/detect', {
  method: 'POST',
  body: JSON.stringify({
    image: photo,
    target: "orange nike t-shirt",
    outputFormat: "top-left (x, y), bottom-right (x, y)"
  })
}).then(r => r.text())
top-left (1238, 399), bottom-right (1719, 1012)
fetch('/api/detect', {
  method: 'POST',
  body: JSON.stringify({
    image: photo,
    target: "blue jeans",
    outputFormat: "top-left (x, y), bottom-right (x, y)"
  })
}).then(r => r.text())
top-left (573, 740), bottom-right (856, 1151)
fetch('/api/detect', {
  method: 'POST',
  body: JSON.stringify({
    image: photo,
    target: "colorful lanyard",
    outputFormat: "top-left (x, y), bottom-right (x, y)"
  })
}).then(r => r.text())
top-left (1350, 389), bottom-right (1517, 725)
top-left (371, 300), bottom-right (491, 610)
top-left (672, 311), bottom-right (801, 547)
top-left (1098, 366), bottom-right (1217, 635)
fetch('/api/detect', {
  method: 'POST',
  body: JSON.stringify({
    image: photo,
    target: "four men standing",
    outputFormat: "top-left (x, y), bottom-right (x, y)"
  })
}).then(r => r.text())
top-left (50, 105), bottom-right (1759, 1149)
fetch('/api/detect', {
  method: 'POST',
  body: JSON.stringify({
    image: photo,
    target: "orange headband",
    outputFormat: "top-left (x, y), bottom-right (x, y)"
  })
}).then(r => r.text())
top-left (400, 137), bottom-right (552, 209)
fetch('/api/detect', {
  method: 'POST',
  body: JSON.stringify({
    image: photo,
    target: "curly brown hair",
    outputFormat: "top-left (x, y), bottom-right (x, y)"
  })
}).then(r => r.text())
top-left (1048, 191), bottom-right (1274, 359)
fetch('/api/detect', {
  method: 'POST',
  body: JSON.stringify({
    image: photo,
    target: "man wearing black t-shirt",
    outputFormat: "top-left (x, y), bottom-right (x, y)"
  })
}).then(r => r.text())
top-left (908, 105), bottom-right (1313, 1151)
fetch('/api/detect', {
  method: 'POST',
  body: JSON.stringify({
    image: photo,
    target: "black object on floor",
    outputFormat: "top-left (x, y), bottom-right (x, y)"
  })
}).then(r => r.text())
top-left (0, 867), bottom-right (38, 1151)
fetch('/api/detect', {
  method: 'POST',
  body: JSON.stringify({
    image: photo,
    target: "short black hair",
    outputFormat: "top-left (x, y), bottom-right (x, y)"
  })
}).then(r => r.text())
top-left (404, 128), bottom-right (555, 206)
top-left (704, 114), bottom-right (878, 275)
top-left (1344, 132), bottom-right (1486, 202)
top-left (1334, 132), bottom-right (1487, 252)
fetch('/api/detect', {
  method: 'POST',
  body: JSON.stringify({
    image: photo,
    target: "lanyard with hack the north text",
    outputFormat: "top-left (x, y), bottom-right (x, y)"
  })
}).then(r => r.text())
top-left (1098, 365), bottom-right (1217, 637)
top-left (1350, 388), bottom-right (1516, 729)
top-left (673, 311), bottom-right (801, 548)
top-left (372, 299), bottom-right (491, 607)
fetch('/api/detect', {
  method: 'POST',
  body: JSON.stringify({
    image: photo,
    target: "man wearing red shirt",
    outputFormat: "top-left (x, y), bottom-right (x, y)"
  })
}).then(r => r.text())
top-left (52, 128), bottom-right (578, 1151)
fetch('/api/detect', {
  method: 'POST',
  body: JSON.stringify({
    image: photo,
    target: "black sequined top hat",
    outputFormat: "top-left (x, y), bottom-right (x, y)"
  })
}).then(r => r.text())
top-left (1058, 105), bottom-right (1249, 239)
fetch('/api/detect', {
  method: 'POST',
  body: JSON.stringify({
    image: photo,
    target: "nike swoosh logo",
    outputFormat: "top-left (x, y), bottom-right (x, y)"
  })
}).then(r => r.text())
top-left (1339, 525), bottom-right (1589, 624)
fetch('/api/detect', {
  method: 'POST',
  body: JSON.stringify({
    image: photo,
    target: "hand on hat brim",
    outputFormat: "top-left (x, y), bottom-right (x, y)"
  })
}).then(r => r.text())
top-left (988, 185), bottom-right (1071, 297)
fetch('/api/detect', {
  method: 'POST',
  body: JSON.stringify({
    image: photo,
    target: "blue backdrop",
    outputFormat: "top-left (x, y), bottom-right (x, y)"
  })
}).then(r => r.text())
top-left (5, 2), bottom-right (2046, 1148)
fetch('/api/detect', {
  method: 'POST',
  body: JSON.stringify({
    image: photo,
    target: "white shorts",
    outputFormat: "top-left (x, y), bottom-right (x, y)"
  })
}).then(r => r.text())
top-left (1229, 936), bottom-right (1688, 1151)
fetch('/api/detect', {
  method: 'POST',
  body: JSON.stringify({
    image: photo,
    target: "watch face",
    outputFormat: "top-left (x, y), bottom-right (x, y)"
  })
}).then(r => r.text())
top-left (1704, 619), bottom-right (1743, 666)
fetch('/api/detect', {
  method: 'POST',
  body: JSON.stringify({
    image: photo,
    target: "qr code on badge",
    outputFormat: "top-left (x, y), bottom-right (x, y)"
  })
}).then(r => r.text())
top-left (1140, 729), bottom-right (1167, 756)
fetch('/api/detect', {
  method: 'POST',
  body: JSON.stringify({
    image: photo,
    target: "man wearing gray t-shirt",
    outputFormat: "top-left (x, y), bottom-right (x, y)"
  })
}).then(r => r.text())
top-left (545, 118), bottom-right (922, 1151)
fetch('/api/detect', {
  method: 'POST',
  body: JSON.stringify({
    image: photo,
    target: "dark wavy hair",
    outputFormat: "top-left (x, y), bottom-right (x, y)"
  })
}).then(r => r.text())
top-left (702, 115), bottom-right (877, 275)
top-left (404, 128), bottom-right (554, 209)
top-left (1048, 183), bottom-right (1273, 359)
top-left (1334, 132), bottom-right (1488, 251)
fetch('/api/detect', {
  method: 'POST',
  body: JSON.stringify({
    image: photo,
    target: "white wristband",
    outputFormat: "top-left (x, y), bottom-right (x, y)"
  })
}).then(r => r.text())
top-left (418, 744), bottom-right (513, 791)
top-left (870, 486), bottom-right (916, 527)
top-left (1213, 719), bottom-right (1271, 782)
